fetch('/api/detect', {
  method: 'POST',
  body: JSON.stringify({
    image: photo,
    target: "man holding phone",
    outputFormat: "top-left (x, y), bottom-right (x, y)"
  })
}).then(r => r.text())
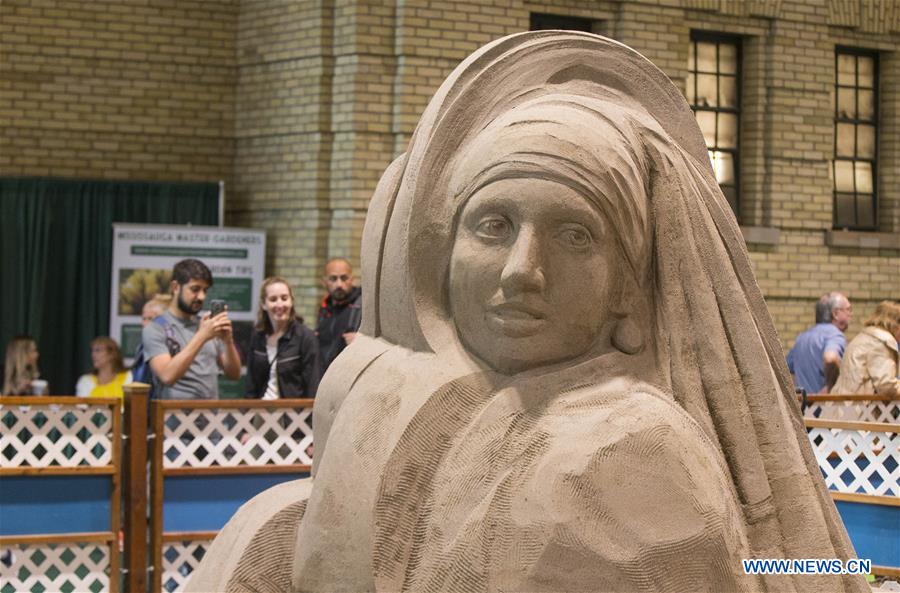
top-left (141, 258), bottom-right (241, 399)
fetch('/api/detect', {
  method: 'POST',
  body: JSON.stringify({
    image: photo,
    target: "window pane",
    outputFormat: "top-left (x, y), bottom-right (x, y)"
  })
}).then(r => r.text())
top-left (834, 51), bottom-right (878, 229)
top-left (688, 42), bottom-right (696, 71)
top-left (858, 56), bottom-right (875, 88)
top-left (857, 124), bottom-right (875, 159)
top-left (721, 185), bottom-right (738, 215)
top-left (697, 111), bottom-right (717, 146)
top-left (856, 196), bottom-right (875, 228)
top-left (717, 113), bottom-right (737, 148)
top-left (719, 76), bottom-right (737, 108)
top-left (837, 87), bottom-right (856, 118)
top-left (837, 54), bottom-right (855, 85)
top-left (711, 151), bottom-right (735, 185)
top-left (697, 42), bottom-right (717, 72)
top-left (719, 43), bottom-right (737, 74)
top-left (858, 89), bottom-right (874, 120)
top-left (686, 73), bottom-right (695, 103)
top-left (836, 123), bottom-right (855, 157)
top-left (834, 160), bottom-right (854, 192)
top-left (855, 161), bottom-right (873, 193)
top-left (697, 74), bottom-right (717, 107)
top-left (835, 192), bottom-right (856, 227)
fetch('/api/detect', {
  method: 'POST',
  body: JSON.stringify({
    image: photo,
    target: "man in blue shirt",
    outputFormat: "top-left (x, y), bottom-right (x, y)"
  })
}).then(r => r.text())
top-left (787, 292), bottom-right (852, 394)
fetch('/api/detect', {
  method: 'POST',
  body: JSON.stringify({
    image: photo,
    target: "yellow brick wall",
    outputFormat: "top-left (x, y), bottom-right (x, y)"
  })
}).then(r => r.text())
top-left (0, 0), bottom-right (237, 181)
top-left (2, 0), bottom-right (897, 345)
top-left (229, 0), bottom-right (335, 318)
top-left (328, 0), bottom-right (900, 348)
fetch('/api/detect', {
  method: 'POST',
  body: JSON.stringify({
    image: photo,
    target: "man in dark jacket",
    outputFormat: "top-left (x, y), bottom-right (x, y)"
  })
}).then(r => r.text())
top-left (316, 258), bottom-right (362, 373)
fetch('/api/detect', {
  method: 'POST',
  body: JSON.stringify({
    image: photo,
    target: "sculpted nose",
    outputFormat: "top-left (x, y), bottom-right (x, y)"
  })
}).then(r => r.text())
top-left (500, 228), bottom-right (545, 294)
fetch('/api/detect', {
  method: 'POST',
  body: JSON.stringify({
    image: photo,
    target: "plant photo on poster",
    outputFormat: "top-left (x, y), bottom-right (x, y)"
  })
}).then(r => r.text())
top-left (118, 268), bottom-right (172, 315)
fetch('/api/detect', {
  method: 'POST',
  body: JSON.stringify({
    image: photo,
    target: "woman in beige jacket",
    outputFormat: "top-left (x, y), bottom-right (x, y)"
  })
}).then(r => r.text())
top-left (833, 300), bottom-right (900, 396)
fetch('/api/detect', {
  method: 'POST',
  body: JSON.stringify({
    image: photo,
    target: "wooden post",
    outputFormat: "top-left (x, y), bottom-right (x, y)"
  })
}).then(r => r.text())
top-left (109, 398), bottom-right (122, 593)
top-left (150, 399), bottom-right (165, 593)
top-left (122, 383), bottom-right (150, 593)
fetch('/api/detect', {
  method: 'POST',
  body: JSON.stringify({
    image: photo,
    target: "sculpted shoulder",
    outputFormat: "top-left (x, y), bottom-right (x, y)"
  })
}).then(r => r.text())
top-left (531, 386), bottom-right (741, 537)
top-left (540, 386), bottom-right (727, 482)
top-left (518, 387), bottom-right (752, 591)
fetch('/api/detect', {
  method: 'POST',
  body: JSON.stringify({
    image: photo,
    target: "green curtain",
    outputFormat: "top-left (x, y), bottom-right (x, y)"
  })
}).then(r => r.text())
top-left (1, 177), bottom-right (219, 394)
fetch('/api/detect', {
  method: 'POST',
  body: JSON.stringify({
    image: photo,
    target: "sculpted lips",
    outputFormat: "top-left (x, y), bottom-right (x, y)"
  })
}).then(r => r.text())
top-left (486, 302), bottom-right (548, 336)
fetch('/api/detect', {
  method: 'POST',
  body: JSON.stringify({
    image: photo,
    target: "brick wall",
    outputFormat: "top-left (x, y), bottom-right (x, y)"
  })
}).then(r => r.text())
top-left (317, 0), bottom-right (900, 346)
top-left (0, 0), bottom-right (237, 181)
top-left (230, 0), bottom-right (336, 319)
top-left (2, 0), bottom-right (897, 345)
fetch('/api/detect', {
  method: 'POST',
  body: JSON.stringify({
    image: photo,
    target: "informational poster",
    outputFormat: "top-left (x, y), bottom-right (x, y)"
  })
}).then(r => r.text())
top-left (110, 223), bottom-right (266, 364)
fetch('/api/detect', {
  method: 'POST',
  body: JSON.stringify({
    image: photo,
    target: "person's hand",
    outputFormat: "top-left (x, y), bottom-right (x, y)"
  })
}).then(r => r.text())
top-left (343, 331), bottom-right (357, 345)
top-left (199, 310), bottom-right (232, 343)
top-left (212, 311), bottom-right (234, 344)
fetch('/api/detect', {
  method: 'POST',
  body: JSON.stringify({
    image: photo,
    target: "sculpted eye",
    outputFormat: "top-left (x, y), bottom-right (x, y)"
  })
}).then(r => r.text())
top-left (556, 225), bottom-right (592, 250)
top-left (474, 216), bottom-right (512, 240)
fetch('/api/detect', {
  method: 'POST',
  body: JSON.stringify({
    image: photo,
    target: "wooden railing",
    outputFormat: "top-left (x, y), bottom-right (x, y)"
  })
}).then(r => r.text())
top-left (2, 390), bottom-right (897, 590)
top-left (146, 395), bottom-right (314, 593)
top-left (804, 393), bottom-right (899, 423)
top-left (802, 393), bottom-right (899, 576)
top-left (0, 396), bottom-right (122, 593)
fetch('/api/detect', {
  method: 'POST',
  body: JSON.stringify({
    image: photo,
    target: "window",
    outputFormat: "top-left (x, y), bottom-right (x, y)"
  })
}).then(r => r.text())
top-left (687, 34), bottom-right (741, 216)
top-left (834, 49), bottom-right (878, 230)
top-left (530, 13), bottom-right (594, 33)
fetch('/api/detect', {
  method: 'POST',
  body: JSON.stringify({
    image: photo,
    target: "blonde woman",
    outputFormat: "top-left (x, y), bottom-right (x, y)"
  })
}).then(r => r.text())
top-left (142, 294), bottom-right (172, 326)
top-left (75, 337), bottom-right (132, 399)
top-left (833, 300), bottom-right (900, 396)
top-left (2, 335), bottom-right (41, 395)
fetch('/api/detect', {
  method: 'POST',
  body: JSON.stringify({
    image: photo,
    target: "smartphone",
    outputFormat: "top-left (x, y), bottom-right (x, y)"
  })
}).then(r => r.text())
top-left (209, 299), bottom-right (227, 317)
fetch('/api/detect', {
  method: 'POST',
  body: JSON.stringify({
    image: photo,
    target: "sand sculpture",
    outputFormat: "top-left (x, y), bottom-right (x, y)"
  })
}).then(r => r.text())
top-left (188, 31), bottom-right (867, 593)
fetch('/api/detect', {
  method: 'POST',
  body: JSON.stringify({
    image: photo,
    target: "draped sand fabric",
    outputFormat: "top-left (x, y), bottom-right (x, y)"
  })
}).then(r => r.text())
top-left (188, 31), bottom-right (867, 593)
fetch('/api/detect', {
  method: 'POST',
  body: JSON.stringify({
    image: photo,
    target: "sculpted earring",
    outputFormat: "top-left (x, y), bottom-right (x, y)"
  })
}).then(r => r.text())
top-left (612, 316), bottom-right (643, 355)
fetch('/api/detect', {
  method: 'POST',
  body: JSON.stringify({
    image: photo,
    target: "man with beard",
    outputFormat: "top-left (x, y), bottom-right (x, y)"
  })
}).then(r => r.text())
top-left (316, 258), bottom-right (362, 374)
top-left (141, 259), bottom-right (241, 399)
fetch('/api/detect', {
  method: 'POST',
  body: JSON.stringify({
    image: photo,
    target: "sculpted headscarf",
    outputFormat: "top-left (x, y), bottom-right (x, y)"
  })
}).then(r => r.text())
top-left (327, 30), bottom-right (865, 592)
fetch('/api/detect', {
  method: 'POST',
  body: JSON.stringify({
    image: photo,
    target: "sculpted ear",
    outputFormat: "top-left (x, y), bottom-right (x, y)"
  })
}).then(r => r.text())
top-left (609, 260), bottom-right (648, 355)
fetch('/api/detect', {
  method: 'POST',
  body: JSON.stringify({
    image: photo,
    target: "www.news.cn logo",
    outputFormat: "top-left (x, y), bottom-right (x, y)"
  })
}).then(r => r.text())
top-left (742, 558), bottom-right (871, 575)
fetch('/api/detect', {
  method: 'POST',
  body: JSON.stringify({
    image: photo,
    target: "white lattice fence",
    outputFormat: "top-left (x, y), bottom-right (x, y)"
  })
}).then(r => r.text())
top-left (160, 539), bottom-right (211, 593)
top-left (162, 407), bottom-right (313, 469)
top-left (805, 400), bottom-right (900, 423)
top-left (0, 542), bottom-right (110, 593)
top-left (0, 404), bottom-right (114, 468)
top-left (807, 426), bottom-right (899, 497)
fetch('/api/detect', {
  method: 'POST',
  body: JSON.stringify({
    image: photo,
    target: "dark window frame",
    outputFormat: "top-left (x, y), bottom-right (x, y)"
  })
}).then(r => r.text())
top-left (687, 31), bottom-right (742, 218)
top-left (833, 47), bottom-right (879, 231)
top-left (529, 13), bottom-right (594, 33)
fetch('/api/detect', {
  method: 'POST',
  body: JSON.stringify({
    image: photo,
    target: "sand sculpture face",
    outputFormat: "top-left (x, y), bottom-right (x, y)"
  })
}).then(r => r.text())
top-left (450, 178), bottom-right (616, 373)
top-left (187, 31), bottom-right (869, 593)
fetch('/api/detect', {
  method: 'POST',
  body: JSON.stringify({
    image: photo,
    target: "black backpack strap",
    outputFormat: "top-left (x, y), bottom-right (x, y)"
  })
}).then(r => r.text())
top-left (154, 315), bottom-right (181, 357)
